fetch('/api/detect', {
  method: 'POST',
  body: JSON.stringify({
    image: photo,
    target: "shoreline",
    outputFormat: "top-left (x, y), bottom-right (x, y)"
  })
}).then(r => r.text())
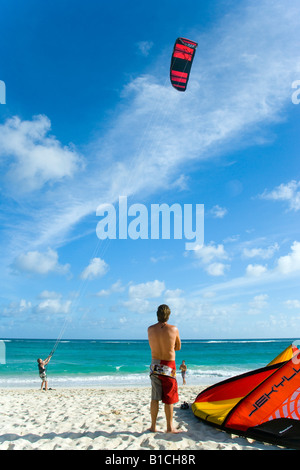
top-left (0, 371), bottom-right (222, 389)
top-left (0, 385), bottom-right (283, 450)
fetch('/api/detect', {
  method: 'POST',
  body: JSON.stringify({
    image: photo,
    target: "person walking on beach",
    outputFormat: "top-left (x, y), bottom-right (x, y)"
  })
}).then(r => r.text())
top-left (148, 304), bottom-right (182, 434)
top-left (180, 360), bottom-right (187, 385)
top-left (37, 355), bottom-right (51, 391)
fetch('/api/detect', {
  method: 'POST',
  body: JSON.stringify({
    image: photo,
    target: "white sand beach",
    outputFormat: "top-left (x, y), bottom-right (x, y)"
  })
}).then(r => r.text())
top-left (0, 385), bottom-right (284, 450)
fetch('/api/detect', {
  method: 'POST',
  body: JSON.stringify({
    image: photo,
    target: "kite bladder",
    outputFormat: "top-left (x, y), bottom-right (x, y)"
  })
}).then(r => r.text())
top-left (170, 37), bottom-right (198, 92)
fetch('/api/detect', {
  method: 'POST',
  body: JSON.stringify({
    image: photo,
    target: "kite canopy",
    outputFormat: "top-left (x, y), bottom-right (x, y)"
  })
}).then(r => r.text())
top-left (192, 344), bottom-right (300, 449)
top-left (170, 37), bottom-right (198, 91)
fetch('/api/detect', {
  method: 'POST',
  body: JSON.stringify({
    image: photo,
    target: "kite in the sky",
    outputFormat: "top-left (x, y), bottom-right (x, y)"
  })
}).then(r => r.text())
top-left (170, 37), bottom-right (198, 91)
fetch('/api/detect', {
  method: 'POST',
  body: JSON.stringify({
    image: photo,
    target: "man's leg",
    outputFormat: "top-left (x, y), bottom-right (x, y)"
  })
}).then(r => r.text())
top-left (164, 404), bottom-right (182, 433)
top-left (150, 399), bottom-right (159, 432)
top-left (164, 403), bottom-right (174, 432)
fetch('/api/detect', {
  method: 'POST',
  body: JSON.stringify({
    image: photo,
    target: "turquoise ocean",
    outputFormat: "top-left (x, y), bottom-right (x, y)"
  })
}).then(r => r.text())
top-left (0, 338), bottom-right (298, 389)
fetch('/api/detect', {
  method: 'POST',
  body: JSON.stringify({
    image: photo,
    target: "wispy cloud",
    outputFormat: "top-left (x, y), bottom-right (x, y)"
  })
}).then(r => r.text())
top-left (194, 242), bottom-right (230, 276)
top-left (243, 242), bottom-right (280, 260)
top-left (95, 280), bottom-right (125, 297)
top-left (284, 299), bottom-right (300, 309)
top-left (136, 41), bottom-right (154, 57)
top-left (276, 241), bottom-right (300, 275)
top-left (12, 248), bottom-right (70, 276)
top-left (0, 115), bottom-right (82, 193)
top-left (36, 297), bottom-right (72, 316)
top-left (248, 294), bottom-right (269, 315)
top-left (80, 257), bottom-right (109, 280)
top-left (123, 280), bottom-right (165, 314)
top-left (198, 240), bottom-right (300, 299)
top-left (1, 0), bottom-right (300, 265)
top-left (209, 205), bottom-right (228, 219)
top-left (259, 180), bottom-right (300, 211)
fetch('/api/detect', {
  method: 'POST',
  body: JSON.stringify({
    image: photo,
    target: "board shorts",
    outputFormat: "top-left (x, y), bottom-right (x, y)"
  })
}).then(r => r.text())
top-left (150, 360), bottom-right (179, 405)
top-left (39, 372), bottom-right (47, 381)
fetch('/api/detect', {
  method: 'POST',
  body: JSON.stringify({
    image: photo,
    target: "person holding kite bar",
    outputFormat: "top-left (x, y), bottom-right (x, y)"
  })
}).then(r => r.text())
top-left (37, 355), bottom-right (52, 391)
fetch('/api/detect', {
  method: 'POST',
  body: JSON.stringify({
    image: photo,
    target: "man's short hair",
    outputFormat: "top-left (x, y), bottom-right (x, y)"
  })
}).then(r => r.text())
top-left (157, 304), bottom-right (171, 323)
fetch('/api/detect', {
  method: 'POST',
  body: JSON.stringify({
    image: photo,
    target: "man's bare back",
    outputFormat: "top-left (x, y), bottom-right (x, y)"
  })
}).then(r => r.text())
top-left (148, 305), bottom-right (183, 434)
top-left (148, 322), bottom-right (181, 361)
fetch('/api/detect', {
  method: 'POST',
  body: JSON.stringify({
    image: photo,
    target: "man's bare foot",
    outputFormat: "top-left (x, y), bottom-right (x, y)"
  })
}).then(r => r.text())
top-left (149, 426), bottom-right (158, 432)
top-left (166, 427), bottom-right (185, 434)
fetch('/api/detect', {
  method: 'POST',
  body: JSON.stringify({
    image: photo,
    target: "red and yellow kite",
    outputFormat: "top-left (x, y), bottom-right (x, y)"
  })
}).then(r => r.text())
top-left (192, 344), bottom-right (300, 449)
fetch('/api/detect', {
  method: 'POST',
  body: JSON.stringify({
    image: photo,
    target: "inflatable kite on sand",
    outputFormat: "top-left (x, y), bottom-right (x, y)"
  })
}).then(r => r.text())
top-left (170, 37), bottom-right (198, 91)
top-left (192, 344), bottom-right (300, 449)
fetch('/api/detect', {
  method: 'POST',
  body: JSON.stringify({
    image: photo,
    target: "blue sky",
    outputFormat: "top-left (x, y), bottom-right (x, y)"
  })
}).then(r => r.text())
top-left (0, 0), bottom-right (300, 340)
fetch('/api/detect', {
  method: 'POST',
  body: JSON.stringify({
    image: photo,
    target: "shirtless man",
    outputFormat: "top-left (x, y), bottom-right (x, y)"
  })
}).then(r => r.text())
top-left (180, 360), bottom-right (187, 385)
top-left (148, 304), bottom-right (181, 433)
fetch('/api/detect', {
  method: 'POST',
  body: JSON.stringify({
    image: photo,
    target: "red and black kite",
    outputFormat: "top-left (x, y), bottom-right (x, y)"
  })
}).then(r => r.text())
top-left (170, 37), bottom-right (198, 92)
top-left (192, 344), bottom-right (300, 449)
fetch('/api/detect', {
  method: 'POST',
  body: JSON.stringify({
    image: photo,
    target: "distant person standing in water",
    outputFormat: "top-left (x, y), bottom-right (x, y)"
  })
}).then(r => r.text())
top-left (180, 360), bottom-right (187, 385)
top-left (37, 356), bottom-right (51, 391)
top-left (148, 304), bottom-right (182, 433)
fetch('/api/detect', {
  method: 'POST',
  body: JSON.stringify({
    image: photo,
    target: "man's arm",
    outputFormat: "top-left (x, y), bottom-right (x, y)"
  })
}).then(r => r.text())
top-left (174, 328), bottom-right (181, 351)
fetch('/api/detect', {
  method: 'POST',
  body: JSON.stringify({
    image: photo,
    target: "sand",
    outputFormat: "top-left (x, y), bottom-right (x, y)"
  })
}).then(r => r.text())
top-left (0, 385), bottom-right (283, 450)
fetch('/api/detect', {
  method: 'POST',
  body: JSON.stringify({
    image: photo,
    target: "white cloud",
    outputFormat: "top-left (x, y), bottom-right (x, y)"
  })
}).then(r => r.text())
top-left (123, 280), bottom-right (165, 314)
top-left (96, 280), bottom-right (125, 297)
top-left (206, 262), bottom-right (229, 276)
top-left (38, 290), bottom-right (62, 299)
top-left (36, 298), bottom-right (72, 315)
top-left (80, 257), bottom-right (109, 280)
top-left (243, 242), bottom-right (279, 259)
top-left (210, 205), bottom-right (228, 218)
top-left (164, 288), bottom-right (183, 298)
top-left (123, 297), bottom-right (153, 315)
top-left (164, 288), bottom-right (231, 324)
top-left (163, 288), bottom-right (238, 325)
top-left (164, 289), bottom-right (186, 315)
top-left (128, 280), bottom-right (165, 299)
top-left (0, 115), bottom-right (82, 193)
top-left (19, 299), bottom-right (32, 311)
top-left (136, 41), bottom-right (154, 57)
top-left (197, 240), bottom-right (300, 303)
top-left (1, 292), bottom-right (73, 320)
top-left (194, 243), bottom-right (228, 264)
top-left (246, 241), bottom-right (300, 277)
top-left (150, 253), bottom-right (171, 263)
top-left (275, 241), bottom-right (300, 274)
top-left (2, 0), bottom-right (300, 270)
top-left (248, 294), bottom-right (269, 315)
top-left (12, 248), bottom-right (70, 276)
top-left (34, 289), bottom-right (74, 318)
top-left (284, 299), bottom-right (300, 309)
top-left (2, 299), bottom-right (32, 317)
top-left (260, 180), bottom-right (300, 211)
top-left (194, 242), bottom-right (229, 276)
top-left (246, 264), bottom-right (268, 277)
